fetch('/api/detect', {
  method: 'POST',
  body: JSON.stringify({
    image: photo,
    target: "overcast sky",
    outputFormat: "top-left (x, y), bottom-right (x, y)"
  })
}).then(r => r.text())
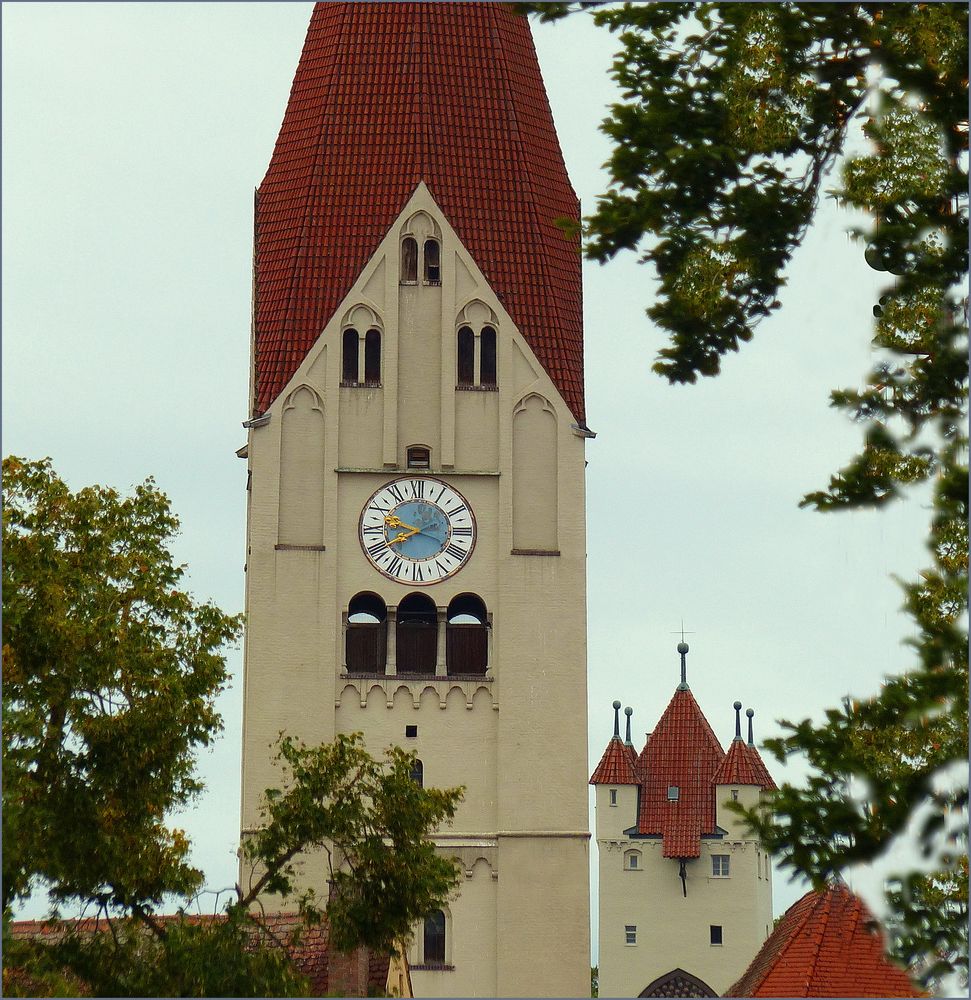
top-left (3, 2), bottom-right (933, 947)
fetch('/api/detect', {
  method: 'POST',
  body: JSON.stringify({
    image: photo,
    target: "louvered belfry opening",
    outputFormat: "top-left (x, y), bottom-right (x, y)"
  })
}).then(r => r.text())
top-left (446, 594), bottom-right (488, 675)
top-left (346, 593), bottom-right (388, 674)
top-left (396, 593), bottom-right (438, 674)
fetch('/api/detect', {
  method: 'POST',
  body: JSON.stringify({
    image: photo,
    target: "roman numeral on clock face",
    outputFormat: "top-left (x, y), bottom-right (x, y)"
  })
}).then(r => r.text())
top-left (366, 539), bottom-right (388, 558)
top-left (444, 542), bottom-right (465, 561)
top-left (452, 526), bottom-right (473, 537)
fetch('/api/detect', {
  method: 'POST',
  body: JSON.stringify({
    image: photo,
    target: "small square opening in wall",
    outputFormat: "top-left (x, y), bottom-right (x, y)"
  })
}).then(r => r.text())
top-left (405, 725), bottom-right (418, 738)
top-left (407, 446), bottom-right (431, 469)
top-left (710, 925), bottom-right (723, 946)
top-left (667, 785), bottom-right (680, 801)
top-left (625, 925), bottom-right (637, 945)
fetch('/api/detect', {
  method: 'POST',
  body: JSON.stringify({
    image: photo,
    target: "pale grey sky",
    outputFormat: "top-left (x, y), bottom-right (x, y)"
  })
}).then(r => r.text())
top-left (3, 2), bottom-right (931, 946)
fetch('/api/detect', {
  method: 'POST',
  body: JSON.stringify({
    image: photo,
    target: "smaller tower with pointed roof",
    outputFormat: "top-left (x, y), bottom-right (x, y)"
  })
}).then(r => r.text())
top-left (591, 646), bottom-right (776, 998)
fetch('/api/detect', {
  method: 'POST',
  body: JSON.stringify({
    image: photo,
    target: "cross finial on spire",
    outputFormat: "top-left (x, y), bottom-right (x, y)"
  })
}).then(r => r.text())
top-left (671, 621), bottom-right (694, 690)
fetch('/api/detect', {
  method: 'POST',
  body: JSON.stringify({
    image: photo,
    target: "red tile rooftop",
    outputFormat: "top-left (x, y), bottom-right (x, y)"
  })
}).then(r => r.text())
top-left (254, 2), bottom-right (585, 423)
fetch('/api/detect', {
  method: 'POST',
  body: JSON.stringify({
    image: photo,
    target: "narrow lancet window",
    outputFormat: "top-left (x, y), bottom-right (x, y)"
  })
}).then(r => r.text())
top-left (457, 326), bottom-right (475, 386)
top-left (401, 237), bottom-right (418, 283)
top-left (364, 328), bottom-right (381, 384)
top-left (423, 239), bottom-right (440, 283)
top-left (342, 329), bottom-right (359, 383)
top-left (480, 326), bottom-right (497, 386)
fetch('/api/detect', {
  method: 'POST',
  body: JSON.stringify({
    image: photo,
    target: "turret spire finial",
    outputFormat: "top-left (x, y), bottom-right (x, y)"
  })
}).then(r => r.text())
top-left (746, 707), bottom-right (755, 746)
top-left (624, 706), bottom-right (633, 746)
top-left (733, 701), bottom-right (743, 741)
top-left (612, 700), bottom-right (622, 738)
top-left (677, 642), bottom-right (689, 689)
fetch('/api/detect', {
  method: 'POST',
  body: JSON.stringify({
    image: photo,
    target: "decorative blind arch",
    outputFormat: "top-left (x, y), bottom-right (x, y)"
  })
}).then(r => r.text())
top-left (278, 385), bottom-right (325, 546)
top-left (512, 393), bottom-right (557, 552)
top-left (638, 969), bottom-right (716, 998)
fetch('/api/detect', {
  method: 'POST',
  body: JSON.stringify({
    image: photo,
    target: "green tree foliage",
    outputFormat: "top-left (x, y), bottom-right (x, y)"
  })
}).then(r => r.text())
top-left (2, 458), bottom-right (462, 996)
top-left (2, 456), bottom-right (241, 914)
top-left (522, 1), bottom-right (968, 985)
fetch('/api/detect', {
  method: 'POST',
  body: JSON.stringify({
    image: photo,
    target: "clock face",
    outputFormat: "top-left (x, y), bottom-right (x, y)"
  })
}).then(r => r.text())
top-left (359, 477), bottom-right (476, 585)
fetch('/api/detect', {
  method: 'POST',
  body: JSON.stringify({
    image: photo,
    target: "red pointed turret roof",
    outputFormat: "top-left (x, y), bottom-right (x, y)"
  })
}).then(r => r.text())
top-left (254, 2), bottom-right (584, 421)
top-left (590, 737), bottom-right (638, 785)
top-left (712, 738), bottom-right (777, 789)
top-left (726, 882), bottom-right (923, 997)
top-left (635, 687), bottom-right (726, 857)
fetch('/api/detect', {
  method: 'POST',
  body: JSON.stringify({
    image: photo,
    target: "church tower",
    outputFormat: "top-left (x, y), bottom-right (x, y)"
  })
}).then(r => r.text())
top-left (238, 5), bottom-right (591, 997)
top-left (591, 646), bottom-right (775, 998)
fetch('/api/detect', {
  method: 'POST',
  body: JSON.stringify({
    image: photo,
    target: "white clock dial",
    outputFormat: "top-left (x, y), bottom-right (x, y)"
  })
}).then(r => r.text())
top-left (359, 477), bottom-right (477, 585)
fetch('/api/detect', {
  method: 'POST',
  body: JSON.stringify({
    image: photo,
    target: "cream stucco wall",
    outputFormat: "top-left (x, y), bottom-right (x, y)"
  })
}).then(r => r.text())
top-left (594, 783), bottom-right (772, 997)
top-left (240, 185), bottom-right (590, 998)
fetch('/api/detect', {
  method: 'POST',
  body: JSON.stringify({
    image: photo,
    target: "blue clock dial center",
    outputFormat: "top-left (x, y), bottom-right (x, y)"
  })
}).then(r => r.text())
top-left (385, 501), bottom-right (449, 559)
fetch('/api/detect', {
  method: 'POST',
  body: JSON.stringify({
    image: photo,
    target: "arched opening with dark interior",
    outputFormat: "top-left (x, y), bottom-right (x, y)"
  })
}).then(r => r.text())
top-left (410, 758), bottom-right (424, 788)
top-left (480, 326), bottom-right (497, 386)
top-left (423, 239), bottom-right (441, 284)
top-left (638, 969), bottom-right (716, 998)
top-left (342, 329), bottom-right (359, 384)
top-left (364, 328), bottom-right (381, 384)
top-left (345, 593), bottom-right (387, 674)
top-left (446, 593), bottom-right (487, 676)
top-left (457, 326), bottom-right (475, 386)
top-left (423, 909), bottom-right (445, 964)
top-left (401, 236), bottom-right (418, 283)
top-left (396, 593), bottom-right (437, 674)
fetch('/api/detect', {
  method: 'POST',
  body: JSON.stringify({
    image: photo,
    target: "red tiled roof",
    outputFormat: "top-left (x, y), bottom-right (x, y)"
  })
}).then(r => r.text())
top-left (726, 882), bottom-right (923, 997)
top-left (590, 736), bottom-right (639, 785)
top-left (712, 738), bottom-right (776, 789)
top-left (254, 1), bottom-right (584, 422)
top-left (636, 687), bottom-right (726, 857)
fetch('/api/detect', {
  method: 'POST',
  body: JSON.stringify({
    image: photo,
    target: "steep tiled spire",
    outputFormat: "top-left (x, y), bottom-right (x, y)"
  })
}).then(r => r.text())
top-left (727, 882), bottom-right (923, 997)
top-left (635, 686), bottom-right (726, 857)
top-left (712, 703), bottom-right (776, 788)
top-left (254, 2), bottom-right (584, 420)
top-left (590, 701), bottom-right (638, 785)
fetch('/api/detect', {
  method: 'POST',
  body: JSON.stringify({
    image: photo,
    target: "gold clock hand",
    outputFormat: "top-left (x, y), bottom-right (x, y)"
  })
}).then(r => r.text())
top-left (384, 514), bottom-right (419, 532)
top-left (388, 526), bottom-right (421, 546)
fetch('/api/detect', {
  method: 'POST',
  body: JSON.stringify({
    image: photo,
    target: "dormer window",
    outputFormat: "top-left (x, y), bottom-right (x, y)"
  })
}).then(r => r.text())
top-left (667, 786), bottom-right (679, 801)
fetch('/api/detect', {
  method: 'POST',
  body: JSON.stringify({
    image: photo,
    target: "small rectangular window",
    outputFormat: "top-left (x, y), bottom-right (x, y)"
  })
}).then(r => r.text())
top-left (710, 925), bottom-right (723, 946)
top-left (712, 855), bottom-right (730, 877)
top-left (405, 725), bottom-right (418, 738)
top-left (628, 854), bottom-right (638, 870)
top-left (407, 446), bottom-right (430, 469)
top-left (731, 788), bottom-right (739, 801)
top-left (609, 788), bottom-right (617, 806)
top-left (625, 925), bottom-right (636, 945)
top-left (667, 785), bottom-right (679, 801)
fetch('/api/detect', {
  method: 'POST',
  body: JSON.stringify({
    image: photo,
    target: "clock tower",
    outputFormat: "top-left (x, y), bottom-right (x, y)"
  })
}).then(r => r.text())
top-left (238, 4), bottom-right (591, 997)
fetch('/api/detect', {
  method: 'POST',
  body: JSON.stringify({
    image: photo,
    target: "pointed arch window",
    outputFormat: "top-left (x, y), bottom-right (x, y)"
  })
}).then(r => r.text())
top-left (401, 237), bottom-right (418, 283)
top-left (410, 758), bottom-right (424, 788)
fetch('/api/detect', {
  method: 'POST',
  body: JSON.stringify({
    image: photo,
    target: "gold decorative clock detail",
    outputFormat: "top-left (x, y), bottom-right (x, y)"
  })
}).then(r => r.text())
top-left (358, 477), bottom-right (476, 585)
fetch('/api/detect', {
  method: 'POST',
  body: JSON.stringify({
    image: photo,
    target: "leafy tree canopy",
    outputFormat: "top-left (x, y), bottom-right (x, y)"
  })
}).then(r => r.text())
top-left (2, 458), bottom-right (462, 996)
top-left (521, 1), bottom-right (968, 987)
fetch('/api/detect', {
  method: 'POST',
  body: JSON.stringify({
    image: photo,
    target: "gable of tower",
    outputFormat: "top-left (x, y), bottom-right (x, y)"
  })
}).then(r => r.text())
top-left (253, 1), bottom-right (584, 423)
